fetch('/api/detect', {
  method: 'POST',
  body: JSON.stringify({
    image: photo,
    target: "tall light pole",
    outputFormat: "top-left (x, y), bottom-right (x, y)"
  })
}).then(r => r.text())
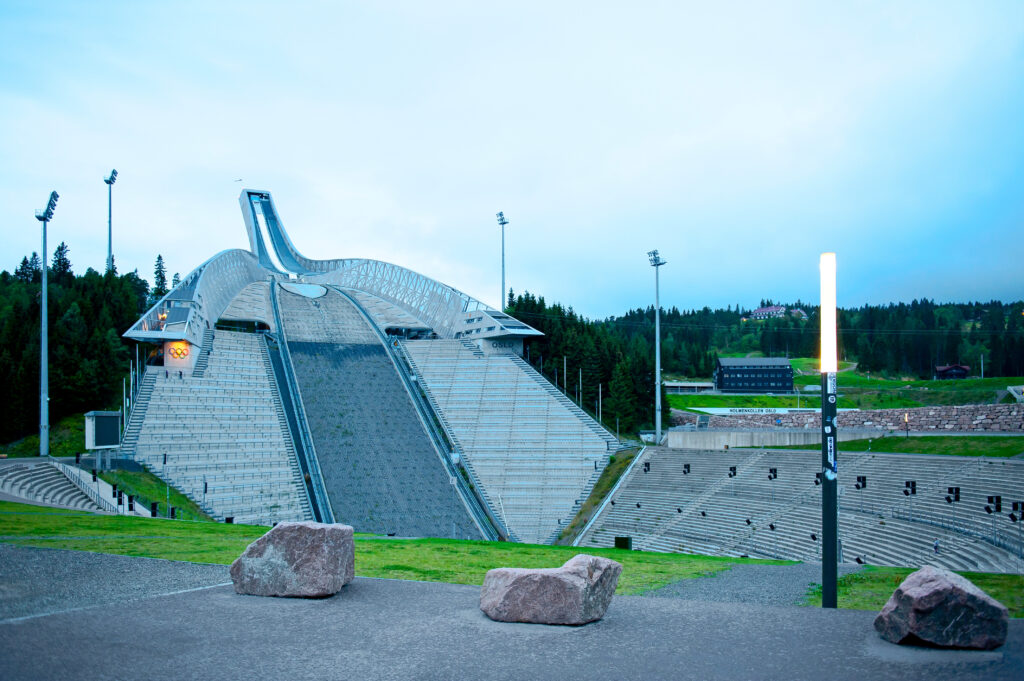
top-left (36, 191), bottom-right (59, 457)
top-left (819, 252), bottom-right (838, 608)
top-left (104, 169), bottom-right (118, 272)
top-left (496, 211), bottom-right (509, 309)
top-left (648, 250), bottom-right (667, 445)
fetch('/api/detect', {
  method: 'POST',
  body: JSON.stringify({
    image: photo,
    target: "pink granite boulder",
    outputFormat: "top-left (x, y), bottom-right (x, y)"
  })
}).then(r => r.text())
top-left (874, 565), bottom-right (1008, 649)
top-left (230, 521), bottom-right (355, 597)
top-left (480, 554), bottom-right (622, 625)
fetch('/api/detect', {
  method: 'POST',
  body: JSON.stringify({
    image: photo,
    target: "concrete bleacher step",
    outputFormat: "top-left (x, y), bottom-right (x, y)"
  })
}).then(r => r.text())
top-left (579, 448), bottom-right (1023, 572)
top-left (128, 329), bottom-right (309, 525)
top-left (0, 463), bottom-right (104, 512)
top-left (402, 338), bottom-right (613, 544)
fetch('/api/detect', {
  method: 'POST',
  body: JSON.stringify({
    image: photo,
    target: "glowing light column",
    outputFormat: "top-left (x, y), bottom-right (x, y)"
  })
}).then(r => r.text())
top-left (819, 252), bottom-right (838, 608)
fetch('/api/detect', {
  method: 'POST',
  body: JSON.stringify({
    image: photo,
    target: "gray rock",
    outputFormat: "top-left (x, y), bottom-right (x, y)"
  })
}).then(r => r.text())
top-left (873, 565), bottom-right (1009, 649)
top-left (480, 554), bottom-right (622, 625)
top-left (230, 521), bottom-right (355, 598)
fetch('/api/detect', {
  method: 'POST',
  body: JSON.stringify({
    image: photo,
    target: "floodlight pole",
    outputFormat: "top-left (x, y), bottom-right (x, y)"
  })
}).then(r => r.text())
top-left (648, 250), bottom-right (667, 445)
top-left (104, 169), bottom-right (117, 272)
top-left (36, 191), bottom-right (59, 457)
top-left (496, 211), bottom-right (509, 310)
top-left (820, 252), bottom-right (838, 608)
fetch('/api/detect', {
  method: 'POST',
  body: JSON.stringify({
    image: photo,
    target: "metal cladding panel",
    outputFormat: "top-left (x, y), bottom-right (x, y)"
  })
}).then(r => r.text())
top-left (124, 249), bottom-right (270, 345)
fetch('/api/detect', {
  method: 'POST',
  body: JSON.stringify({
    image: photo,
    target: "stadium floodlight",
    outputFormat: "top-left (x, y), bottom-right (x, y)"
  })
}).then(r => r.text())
top-left (35, 191), bottom-right (58, 457)
top-left (496, 211), bottom-right (509, 309)
top-left (648, 250), bottom-right (667, 445)
top-left (819, 251), bottom-right (838, 609)
top-left (104, 169), bottom-right (117, 272)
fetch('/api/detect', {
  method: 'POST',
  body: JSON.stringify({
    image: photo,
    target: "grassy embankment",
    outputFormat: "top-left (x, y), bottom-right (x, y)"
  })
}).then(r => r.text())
top-left (556, 448), bottom-right (639, 544)
top-left (667, 357), bottom-right (1022, 412)
top-left (0, 498), bottom-right (788, 596)
top-left (803, 565), bottom-right (1024, 616)
top-left (0, 413), bottom-right (87, 458)
top-left (97, 469), bottom-right (211, 521)
top-left (3, 499), bottom-right (1021, 613)
top-left (771, 435), bottom-right (1024, 458)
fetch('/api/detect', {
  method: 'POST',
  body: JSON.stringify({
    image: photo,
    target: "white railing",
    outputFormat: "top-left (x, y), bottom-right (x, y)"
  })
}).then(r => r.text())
top-left (572, 447), bottom-right (645, 547)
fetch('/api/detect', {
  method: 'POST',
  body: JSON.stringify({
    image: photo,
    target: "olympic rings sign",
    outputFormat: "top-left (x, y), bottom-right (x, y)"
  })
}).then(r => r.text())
top-left (168, 346), bottom-right (190, 359)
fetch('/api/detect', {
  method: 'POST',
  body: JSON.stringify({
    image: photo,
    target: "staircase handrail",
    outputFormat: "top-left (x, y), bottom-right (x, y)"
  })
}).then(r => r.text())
top-left (269, 280), bottom-right (335, 523)
top-left (572, 446), bottom-right (647, 546)
top-left (49, 459), bottom-right (118, 514)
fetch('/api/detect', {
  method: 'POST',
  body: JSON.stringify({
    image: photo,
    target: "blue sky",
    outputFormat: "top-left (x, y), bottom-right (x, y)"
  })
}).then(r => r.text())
top-left (2, 1), bottom-right (1022, 318)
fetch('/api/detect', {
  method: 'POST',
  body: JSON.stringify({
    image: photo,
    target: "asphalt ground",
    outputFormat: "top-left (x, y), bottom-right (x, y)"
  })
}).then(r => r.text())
top-left (1, 545), bottom-right (1022, 680)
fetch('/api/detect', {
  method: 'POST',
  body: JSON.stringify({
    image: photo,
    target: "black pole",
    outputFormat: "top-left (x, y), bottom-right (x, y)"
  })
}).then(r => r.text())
top-left (821, 371), bottom-right (838, 608)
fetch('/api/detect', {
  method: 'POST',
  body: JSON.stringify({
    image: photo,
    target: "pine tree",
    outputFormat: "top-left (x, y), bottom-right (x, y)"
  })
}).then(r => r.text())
top-left (51, 242), bottom-right (72, 285)
top-left (151, 255), bottom-right (168, 303)
top-left (14, 256), bottom-right (33, 283)
top-left (23, 252), bottom-right (43, 284)
top-left (172, 272), bottom-right (181, 288)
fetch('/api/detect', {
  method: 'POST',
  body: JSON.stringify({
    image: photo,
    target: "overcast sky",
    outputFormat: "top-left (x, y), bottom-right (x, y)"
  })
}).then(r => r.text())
top-left (2, 1), bottom-right (1022, 318)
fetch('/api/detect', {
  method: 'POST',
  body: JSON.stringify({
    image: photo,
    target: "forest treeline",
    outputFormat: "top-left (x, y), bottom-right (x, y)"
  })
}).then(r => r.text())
top-left (1, 241), bottom-right (1021, 444)
top-left (0, 248), bottom-right (154, 443)
top-left (507, 292), bottom-right (1024, 434)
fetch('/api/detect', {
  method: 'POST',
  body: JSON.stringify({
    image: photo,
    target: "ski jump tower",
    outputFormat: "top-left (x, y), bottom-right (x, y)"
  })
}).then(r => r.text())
top-left (123, 191), bottom-right (618, 543)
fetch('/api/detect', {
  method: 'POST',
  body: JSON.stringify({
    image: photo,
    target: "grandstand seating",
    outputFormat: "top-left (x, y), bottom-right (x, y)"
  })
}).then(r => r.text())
top-left (128, 330), bottom-right (312, 525)
top-left (277, 287), bottom-right (480, 539)
top-left (402, 339), bottom-right (615, 544)
top-left (578, 447), bottom-right (1023, 572)
top-left (0, 462), bottom-right (105, 512)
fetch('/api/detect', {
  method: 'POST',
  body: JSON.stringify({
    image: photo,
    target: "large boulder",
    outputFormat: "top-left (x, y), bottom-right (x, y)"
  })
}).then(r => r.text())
top-left (873, 565), bottom-right (1008, 649)
top-left (230, 521), bottom-right (355, 598)
top-left (479, 554), bottom-right (622, 625)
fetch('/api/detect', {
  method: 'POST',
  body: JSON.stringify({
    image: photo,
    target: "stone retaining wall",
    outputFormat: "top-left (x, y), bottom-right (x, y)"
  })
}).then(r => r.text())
top-left (671, 404), bottom-right (1023, 432)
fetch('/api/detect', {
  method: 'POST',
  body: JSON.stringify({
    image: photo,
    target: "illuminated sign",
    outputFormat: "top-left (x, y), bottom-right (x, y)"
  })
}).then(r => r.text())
top-left (167, 344), bottom-right (190, 359)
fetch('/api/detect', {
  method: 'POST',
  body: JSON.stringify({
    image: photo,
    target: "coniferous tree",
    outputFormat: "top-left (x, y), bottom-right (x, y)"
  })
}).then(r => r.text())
top-left (51, 242), bottom-right (73, 286)
top-left (14, 256), bottom-right (34, 283)
top-left (151, 255), bottom-right (168, 303)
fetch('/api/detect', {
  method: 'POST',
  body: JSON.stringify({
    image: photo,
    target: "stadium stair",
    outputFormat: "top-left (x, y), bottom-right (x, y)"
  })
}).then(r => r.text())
top-left (402, 338), bottom-right (614, 544)
top-left (129, 330), bottom-right (312, 525)
top-left (578, 447), bottom-right (1023, 572)
top-left (0, 462), bottom-right (105, 512)
top-left (118, 370), bottom-right (156, 459)
top-left (190, 329), bottom-right (215, 378)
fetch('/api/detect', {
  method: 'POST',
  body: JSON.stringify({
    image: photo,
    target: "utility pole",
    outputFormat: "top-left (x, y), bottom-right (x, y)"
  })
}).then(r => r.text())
top-left (496, 211), bottom-right (508, 310)
top-left (104, 169), bottom-right (118, 272)
top-left (36, 191), bottom-right (59, 457)
top-left (648, 250), bottom-right (667, 445)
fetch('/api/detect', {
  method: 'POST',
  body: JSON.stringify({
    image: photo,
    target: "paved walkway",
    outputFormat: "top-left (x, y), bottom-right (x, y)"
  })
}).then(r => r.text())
top-left (1, 545), bottom-right (1021, 680)
top-left (648, 562), bottom-right (864, 606)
